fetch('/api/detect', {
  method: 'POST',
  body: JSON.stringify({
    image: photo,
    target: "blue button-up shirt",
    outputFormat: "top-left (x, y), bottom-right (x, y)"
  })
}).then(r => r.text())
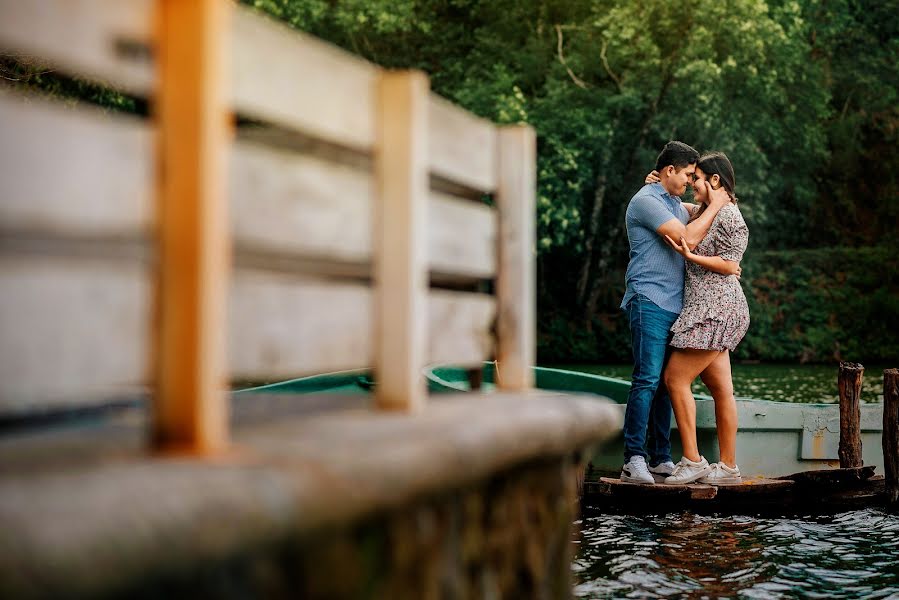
top-left (620, 183), bottom-right (690, 314)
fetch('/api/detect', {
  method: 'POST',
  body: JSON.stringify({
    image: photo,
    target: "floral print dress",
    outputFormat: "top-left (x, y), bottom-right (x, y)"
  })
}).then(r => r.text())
top-left (670, 203), bottom-right (750, 352)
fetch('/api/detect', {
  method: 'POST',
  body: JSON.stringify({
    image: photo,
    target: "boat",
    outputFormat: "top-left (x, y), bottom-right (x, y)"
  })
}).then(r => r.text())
top-left (237, 363), bottom-right (885, 479)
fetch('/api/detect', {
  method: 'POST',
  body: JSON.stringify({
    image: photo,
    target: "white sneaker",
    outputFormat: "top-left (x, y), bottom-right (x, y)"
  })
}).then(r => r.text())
top-left (648, 461), bottom-right (676, 483)
top-left (699, 462), bottom-right (743, 485)
top-left (664, 456), bottom-right (712, 485)
top-left (620, 455), bottom-right (654, 484)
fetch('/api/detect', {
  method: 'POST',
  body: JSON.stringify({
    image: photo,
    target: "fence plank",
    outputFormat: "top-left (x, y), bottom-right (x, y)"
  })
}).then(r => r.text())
top-left (0, 0), bottom-right (154, 94)
top-left (374, 71), bottom-right (430, 411)
top-left (0, 257), bottom-right (150, 415)
top-left (229, 272), bottom-right (371, 379)
top-left (429, 194), bottom-right (496, 280)
top-left (495, 126), bottom-right (536, 390)
top-left (153, 0), bottom-right (232, 453)
top-left (429, 95), bottom-right (498, 193)
top-left (230, 142), bottom-right (495, 279)
top-left (232, 7), bottom-right (378, 152)
top-left (428, 291), bottom-right (495, 365)
top-left (230, 273), bottom-right (494, 380)
top-left (0, 91), bottom-right (153, 237)
top-left (230, 142), bottom-right (372, 263)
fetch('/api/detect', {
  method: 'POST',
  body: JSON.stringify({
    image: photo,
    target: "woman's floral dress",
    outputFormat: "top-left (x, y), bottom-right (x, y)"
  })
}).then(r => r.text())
top-left (670, 203), bottom-right (750, 352)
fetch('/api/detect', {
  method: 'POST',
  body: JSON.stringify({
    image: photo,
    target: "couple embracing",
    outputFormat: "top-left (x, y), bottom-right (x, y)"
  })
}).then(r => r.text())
top-left (619, 141), bottom-right (750, 486)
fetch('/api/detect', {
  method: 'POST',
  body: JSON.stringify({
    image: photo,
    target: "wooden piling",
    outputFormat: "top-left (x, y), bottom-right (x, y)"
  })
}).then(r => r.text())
top-left (838, 361), bottom-right (864, 468)
top-left (883, 369), bottom-right (899, 507)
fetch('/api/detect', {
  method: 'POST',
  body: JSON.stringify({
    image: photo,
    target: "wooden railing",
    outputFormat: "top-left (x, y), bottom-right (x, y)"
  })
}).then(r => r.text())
top-left (0, 1), bottom-right (535, 452)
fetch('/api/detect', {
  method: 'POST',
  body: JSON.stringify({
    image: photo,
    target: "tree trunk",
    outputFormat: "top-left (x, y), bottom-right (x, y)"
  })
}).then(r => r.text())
top-left (883, 368), bottom-right (899, 508)
top-left (838, 361), bottom-right (864, 468)
top-left (576, 175), bottom-right (607, 307)
top-left (584, 224), bottom-right (620, 319)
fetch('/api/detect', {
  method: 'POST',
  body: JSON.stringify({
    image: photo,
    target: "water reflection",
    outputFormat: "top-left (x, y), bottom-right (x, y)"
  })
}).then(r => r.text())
top-left (573, 508), bottom-right (899, 599)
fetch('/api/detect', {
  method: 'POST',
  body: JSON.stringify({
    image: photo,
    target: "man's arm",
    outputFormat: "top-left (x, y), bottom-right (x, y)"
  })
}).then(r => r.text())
top-left (684, 253), bottom-right (742, 276)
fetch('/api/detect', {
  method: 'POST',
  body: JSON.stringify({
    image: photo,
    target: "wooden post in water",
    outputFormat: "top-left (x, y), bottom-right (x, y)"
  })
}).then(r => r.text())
top-left (153, 0), bottom-right (232, 453)
top-left (838, 361), bottom-right (864, 468)
top-left (883, 369), bottom-right (899, 507)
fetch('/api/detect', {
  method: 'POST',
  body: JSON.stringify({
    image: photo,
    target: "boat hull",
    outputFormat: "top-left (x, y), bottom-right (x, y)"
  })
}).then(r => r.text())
top-left (428, 365), bottom-right (885, 477)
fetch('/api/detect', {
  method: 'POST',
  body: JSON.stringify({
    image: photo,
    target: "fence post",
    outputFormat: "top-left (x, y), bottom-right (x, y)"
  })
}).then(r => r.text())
top-left (495, 125), bottom-right (536, 391)
top-left (883, 369), bottom-right (899, 508)
top-left (838, 361), bottom-right (864, 468)
top-left (153, 0), bottom-right (232, 452)
top-left (374, 71), bottom-right (429, 411)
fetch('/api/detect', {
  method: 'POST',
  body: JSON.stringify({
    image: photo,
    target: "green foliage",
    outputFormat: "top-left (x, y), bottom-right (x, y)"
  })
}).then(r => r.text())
top-left (0, 56), bottom-right (139, 113)
top-left (737, 245), bottom-right (899, 364)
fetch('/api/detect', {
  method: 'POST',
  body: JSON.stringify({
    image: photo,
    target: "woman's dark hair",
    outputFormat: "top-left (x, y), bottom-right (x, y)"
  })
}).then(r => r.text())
top-left (654, 141), bottom-right (700, 172)
top-left (697, 152), bottom-right (736, 200)
top-left (690, 152), bottom-right (737, 222)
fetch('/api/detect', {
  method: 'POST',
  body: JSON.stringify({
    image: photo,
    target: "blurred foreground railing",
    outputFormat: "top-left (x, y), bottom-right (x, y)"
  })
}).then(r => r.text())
top-left (0, 1), bottom-right (535, 452)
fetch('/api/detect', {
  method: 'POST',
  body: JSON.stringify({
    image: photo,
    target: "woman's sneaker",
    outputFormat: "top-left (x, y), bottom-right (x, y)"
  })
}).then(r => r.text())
top-left (664, 456), bottom-right (712, 485)
top-left (620, 455), bottom-right (654, 484)
top-left (699, 462), bottom-right (743, 485)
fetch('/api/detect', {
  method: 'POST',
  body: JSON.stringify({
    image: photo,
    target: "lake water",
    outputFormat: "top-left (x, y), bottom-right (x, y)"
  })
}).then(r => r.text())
top-left (567, 364), bottom-right (898, 598)
top-left (573, 508), bottom-right (899, 599)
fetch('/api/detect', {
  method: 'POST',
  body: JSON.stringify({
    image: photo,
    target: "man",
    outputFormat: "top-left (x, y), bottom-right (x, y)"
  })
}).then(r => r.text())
top-left (619, 141), bottom-right (730, 484)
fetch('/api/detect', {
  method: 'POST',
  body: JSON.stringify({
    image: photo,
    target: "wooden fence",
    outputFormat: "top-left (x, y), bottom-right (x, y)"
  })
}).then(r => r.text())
top-left (0, 1), bottom-right (535, 453)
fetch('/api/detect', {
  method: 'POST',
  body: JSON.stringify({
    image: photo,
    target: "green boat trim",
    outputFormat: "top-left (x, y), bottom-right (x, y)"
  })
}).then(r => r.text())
top-left (234, 369), bottom-right (373, 395)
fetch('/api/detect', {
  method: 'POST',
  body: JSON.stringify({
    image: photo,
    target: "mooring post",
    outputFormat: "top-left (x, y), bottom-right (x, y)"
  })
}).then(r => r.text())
top-left (838, 361), bottom-right (864, 468)
top-left (883, 369), bottom-right (899, 508)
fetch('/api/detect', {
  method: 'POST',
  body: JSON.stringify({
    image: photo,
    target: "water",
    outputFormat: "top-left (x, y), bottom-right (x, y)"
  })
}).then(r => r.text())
top-left (569, 363), bottom-right (898, 597)
top-left (573, 508), bottom-right (899, 599)
top-left (553, 363), bottom-right (889, 404)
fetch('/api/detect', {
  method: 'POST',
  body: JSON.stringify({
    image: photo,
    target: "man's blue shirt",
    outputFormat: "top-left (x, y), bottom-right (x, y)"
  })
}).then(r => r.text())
top-left (620, 182), bottom-right (690, 314)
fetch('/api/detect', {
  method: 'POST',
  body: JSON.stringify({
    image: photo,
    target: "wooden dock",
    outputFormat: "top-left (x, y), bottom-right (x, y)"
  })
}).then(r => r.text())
top-left (583, 466), bottom-right (886, 512)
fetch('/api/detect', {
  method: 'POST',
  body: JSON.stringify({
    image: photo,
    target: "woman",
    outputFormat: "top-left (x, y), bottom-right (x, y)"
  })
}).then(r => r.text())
top-left (646, 152), bottom-right (749, 485)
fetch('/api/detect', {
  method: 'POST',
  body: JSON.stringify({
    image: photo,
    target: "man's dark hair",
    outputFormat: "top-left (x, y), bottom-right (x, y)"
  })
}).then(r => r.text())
top-left (654, 141), bottom-right (700, 172)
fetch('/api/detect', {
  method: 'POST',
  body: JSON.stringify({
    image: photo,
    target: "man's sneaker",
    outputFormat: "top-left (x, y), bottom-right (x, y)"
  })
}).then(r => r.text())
top-left (699, 462), bottom-right (743, 485)
top-left (620, 455), bottom-right (654, 484)
top-left (664, 456), bottom-right (712, 485)
top-left (648, 461), bottom-right (676, 483)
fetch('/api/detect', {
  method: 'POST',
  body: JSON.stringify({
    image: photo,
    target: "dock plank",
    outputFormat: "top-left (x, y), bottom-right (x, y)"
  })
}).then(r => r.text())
top-left (596, 476), bottom-right (718, 500)
top-left (587, 476), bottom-right (795, 506)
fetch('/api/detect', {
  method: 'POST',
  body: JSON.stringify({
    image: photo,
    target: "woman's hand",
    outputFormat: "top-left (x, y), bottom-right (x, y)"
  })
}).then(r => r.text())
top-left (644, 170), bottom-right (660, 184)
top-left (665, 234), bottom-right (745, 278)
top-left (664, 234), bottom-right (692, 258)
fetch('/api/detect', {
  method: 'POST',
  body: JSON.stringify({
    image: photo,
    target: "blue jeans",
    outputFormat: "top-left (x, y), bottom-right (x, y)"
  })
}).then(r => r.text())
top-left (623, 294), bottom-right (678, 465)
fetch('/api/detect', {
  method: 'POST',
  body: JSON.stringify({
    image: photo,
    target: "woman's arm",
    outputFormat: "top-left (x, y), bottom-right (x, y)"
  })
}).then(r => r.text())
top-left (685, 253), bottom-right (741, 276)
top-left (664, 235), bottom-right (742, 277)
